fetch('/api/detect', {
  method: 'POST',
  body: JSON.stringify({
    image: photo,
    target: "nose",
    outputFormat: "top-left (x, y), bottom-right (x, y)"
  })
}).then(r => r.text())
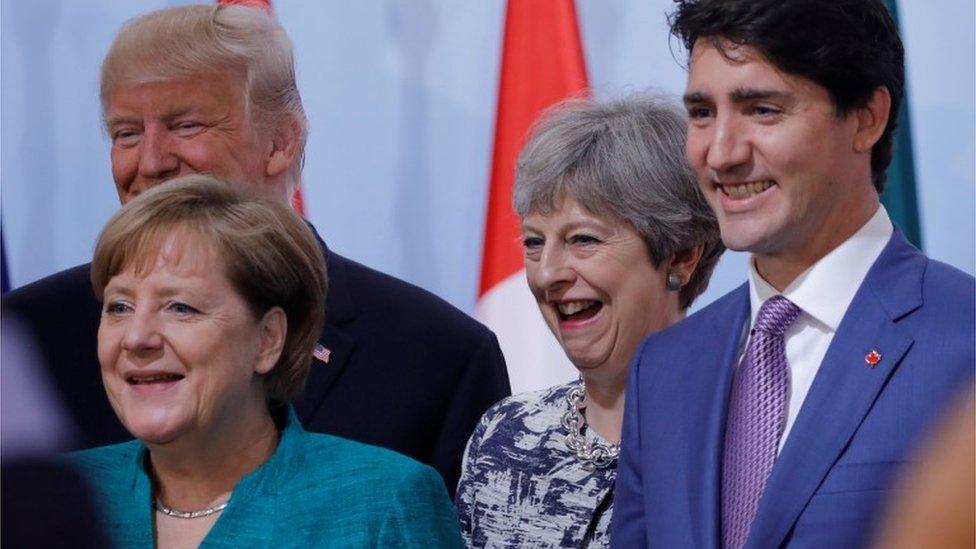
top-left (705, 113), bottom-right (751, 176)
top-left (535, 244), bottom-right (575, 295)
top-left (121, 309), bottom-right (164, 354)
top-left (136, 125), bottom-right (181, 187)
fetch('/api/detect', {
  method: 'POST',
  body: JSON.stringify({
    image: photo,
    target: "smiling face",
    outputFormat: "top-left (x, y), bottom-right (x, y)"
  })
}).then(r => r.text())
top-left (97, 232), bottom-right (278, 448)
top-left (106, 72), bottom-right (283, 205)
top-left (522, 195), bottom-right (680, 381)
top-left (684, 39), bottom-right (879, 287)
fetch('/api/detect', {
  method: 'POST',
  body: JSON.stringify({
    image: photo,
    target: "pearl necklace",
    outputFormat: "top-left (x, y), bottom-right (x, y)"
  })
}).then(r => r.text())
top-left (561, 379), bottom-right (620, 471)
top-left (154, 499), bottom-right (228, 520)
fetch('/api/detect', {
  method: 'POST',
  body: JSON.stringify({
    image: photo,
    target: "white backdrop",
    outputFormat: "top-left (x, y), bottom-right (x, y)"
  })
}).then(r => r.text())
top-left (2, 0), bottom-right (973, 315)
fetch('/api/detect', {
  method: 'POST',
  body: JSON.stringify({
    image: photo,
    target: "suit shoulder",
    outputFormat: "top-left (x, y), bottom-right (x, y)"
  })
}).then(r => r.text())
top-left (330, 251), bottom-right (492, 338)
top-left (649, 285), bottom-right (746, 345)
top-left (922, 257), bottom-right (975, 303)
top-left (3, 264), bottom-right (93, 310)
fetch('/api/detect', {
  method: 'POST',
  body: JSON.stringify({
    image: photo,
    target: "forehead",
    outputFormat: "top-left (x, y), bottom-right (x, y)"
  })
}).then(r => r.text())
top-left (523, 193), bottom-right (617, 229)
top-left (685, 38), bottom-right (830, 102)
top-left (106, 72), bottom-right (245, 118)
top-left (118, 227), bottom-right (225, 282)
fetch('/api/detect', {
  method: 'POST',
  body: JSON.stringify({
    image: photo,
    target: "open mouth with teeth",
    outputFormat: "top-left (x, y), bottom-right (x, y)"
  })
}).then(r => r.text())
top-left (126, 373), bottom-right (185, 385)
top-left (555, 300), bottom-right (604, 323)
top-left (719, 180), bottom-right (774, 199)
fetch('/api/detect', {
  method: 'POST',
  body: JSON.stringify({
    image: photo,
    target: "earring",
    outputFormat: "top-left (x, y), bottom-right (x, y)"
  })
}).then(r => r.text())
top-left (667, 272), bottom-right (682, 292)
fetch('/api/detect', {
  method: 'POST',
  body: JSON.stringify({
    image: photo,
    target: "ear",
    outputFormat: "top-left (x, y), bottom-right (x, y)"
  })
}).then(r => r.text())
top-left (666, 244), bottom-right (706, 288)
top-left (254, 306), bottom-right (287, 375)
top-left (265, 119), bottom-right (302, 179)
top-left (853, 86), bottom-right (891, 153)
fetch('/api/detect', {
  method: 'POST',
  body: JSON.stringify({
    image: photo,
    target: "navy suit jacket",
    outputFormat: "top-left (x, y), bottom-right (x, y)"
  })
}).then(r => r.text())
top-left (611, 230), bottom-right (974, 548)
top-left (1, 225), bottom-right (510, 494)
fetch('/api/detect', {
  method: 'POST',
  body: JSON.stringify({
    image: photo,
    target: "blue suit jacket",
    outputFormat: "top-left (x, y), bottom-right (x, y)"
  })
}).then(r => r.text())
top-left (611, 230), bottom-right (975, 548)
top-left (1, 225), bottom-right (510, 494)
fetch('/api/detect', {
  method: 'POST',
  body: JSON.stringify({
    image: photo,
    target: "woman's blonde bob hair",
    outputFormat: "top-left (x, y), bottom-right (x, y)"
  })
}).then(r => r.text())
top-left (91, 174), bottom-right (326, 403)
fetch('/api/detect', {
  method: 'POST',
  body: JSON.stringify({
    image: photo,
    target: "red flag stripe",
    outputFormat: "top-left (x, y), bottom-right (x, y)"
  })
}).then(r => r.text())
top-left (478, 0), bottom-right (589, 296)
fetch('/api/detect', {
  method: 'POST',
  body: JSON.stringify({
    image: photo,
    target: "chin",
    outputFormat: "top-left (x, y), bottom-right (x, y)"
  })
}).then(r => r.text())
top-left (118, 409), bottom-right (190, 446)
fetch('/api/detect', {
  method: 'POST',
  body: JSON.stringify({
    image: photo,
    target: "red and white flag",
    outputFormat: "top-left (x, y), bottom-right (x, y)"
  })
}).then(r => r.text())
top-left (476, 0), bottom-right (589, 394)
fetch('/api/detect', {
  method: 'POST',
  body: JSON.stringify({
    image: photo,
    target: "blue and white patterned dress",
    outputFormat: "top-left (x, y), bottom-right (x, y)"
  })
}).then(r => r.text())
top-left (455, 382), bottom-right (616, 548)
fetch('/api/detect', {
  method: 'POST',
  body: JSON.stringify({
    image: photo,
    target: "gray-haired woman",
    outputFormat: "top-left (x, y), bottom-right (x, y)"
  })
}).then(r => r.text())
top-left (455, 94), bottom-right (723, 547)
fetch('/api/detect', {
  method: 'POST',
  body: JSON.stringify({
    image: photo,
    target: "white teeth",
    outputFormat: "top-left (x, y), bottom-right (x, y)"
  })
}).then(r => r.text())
top-left (557, 300), bottom-right (598, 315)
top-left (721, 180), bottom-right (773, 199)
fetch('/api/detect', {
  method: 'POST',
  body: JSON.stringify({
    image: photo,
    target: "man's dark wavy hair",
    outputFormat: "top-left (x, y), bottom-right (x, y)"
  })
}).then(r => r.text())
top-left (669, 0), bottom-right (904, 192)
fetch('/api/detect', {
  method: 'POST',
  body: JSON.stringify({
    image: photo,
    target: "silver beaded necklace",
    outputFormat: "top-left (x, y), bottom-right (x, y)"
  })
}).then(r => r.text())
top-left (561, 379), bottom-right (620, 471)
top-left (154, 499), bottom-right (228, 520)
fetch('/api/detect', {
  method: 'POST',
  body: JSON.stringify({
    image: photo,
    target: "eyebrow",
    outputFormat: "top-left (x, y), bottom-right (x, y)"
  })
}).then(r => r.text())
top-left (683, 88), bottom-right (793, 106)
top-left (728, 88), bottom-right (793, 103)
top-left (105, 107), bottom-right (198, 128)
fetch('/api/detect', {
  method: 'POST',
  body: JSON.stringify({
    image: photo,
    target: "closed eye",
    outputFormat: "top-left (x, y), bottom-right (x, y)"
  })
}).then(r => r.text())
top-left (173, 121), bottom-right (207, 137)
top-left (111, 128), bottom-right (141, 148)
top-left (569, 234), bottom-right (600, 245)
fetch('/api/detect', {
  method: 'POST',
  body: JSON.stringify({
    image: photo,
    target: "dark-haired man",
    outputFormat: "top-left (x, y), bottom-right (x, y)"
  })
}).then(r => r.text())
top-left (611, 0), bottom-right (974, 547)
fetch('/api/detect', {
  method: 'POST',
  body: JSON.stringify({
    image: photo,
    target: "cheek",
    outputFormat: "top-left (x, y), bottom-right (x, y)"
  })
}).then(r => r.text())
top-left (110, 149), bottom-right (135, 182)
top-left (523, 263), bottom-right (545, 300)
top-left (96, 324), bottom-right (119, 369)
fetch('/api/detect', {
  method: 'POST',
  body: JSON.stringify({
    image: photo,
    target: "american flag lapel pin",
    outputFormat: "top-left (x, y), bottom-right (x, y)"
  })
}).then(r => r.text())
top-left (313, 344), bottom-right (332, 364)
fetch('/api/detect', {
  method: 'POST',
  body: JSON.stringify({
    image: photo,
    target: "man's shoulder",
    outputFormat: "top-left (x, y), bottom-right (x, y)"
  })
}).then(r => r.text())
top-left (328, 251), bottom-right (492, 340)
top-left (3, 263), bottom-right (94, 310)
top-left (649, 284), bottom-right (748, 347)
top-left (920, 256), bottom-right (975, 303)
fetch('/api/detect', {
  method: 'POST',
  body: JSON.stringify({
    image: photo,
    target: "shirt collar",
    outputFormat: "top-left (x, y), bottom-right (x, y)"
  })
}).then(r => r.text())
top-left (748, 205), bottom-right (893, 331)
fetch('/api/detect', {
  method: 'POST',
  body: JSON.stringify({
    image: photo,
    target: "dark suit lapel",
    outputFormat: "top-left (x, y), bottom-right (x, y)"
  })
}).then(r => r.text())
top-left (745, 231), bottom-right (924, 548)
top-left (292, 228), bottom-right (359, 420)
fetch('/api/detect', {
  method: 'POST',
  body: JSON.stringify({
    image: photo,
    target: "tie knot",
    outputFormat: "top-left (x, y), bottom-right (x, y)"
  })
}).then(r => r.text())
top-left (753, 295), bottom-right (801, 336)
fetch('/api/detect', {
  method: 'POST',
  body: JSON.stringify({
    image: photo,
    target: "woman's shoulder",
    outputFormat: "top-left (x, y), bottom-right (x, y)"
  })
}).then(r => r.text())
top-left (289, 432), bottom-right (442, 491)
top-left (278, 432), bottom-right (462, 546)
top-left (484, 381), bottom-right (574, 420)
top-left (64, 440), bottom-right (142, 477)
top-left (474, 381), bottom-right (575, 441)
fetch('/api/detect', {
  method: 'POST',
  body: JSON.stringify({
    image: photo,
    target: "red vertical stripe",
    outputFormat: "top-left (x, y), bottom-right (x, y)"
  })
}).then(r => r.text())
top-left (478, 0), bottom-right (589, 296)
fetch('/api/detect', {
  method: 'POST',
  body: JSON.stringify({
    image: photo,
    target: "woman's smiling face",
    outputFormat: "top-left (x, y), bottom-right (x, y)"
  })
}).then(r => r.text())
top-left (522, 195), bottom-right (680, 380)
top-left (97, 232), bottom-right (276, 447)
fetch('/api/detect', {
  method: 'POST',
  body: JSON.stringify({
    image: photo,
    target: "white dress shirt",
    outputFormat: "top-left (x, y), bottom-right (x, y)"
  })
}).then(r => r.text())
top-left (741, 205), bottom-right (894, 452)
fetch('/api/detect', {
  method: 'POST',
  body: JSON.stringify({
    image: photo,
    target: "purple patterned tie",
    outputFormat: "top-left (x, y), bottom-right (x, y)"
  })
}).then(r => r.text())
top-left (721, 295), bottom-right (801, 549)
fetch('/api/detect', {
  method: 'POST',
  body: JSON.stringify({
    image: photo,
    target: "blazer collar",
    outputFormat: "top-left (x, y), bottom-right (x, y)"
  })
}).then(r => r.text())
top-left (308, 223), bottom-right (356, 325)
top-left (745, 229), bottom-right (924, 548)
top-left (293, 223), bottom-right (359, 418)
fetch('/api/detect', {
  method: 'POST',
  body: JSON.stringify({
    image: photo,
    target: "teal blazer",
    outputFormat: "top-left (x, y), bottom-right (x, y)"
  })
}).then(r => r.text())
top-left (67, 407), bottom-right (463, 548)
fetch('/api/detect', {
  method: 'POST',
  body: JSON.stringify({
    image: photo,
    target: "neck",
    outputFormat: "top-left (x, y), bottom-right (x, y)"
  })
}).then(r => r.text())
top-left (149, 402), bottom-right (278, 511)
top-left (756, 196), bottom-right (879, 291)
top-left (582, 369), bottom-right (627, 443)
